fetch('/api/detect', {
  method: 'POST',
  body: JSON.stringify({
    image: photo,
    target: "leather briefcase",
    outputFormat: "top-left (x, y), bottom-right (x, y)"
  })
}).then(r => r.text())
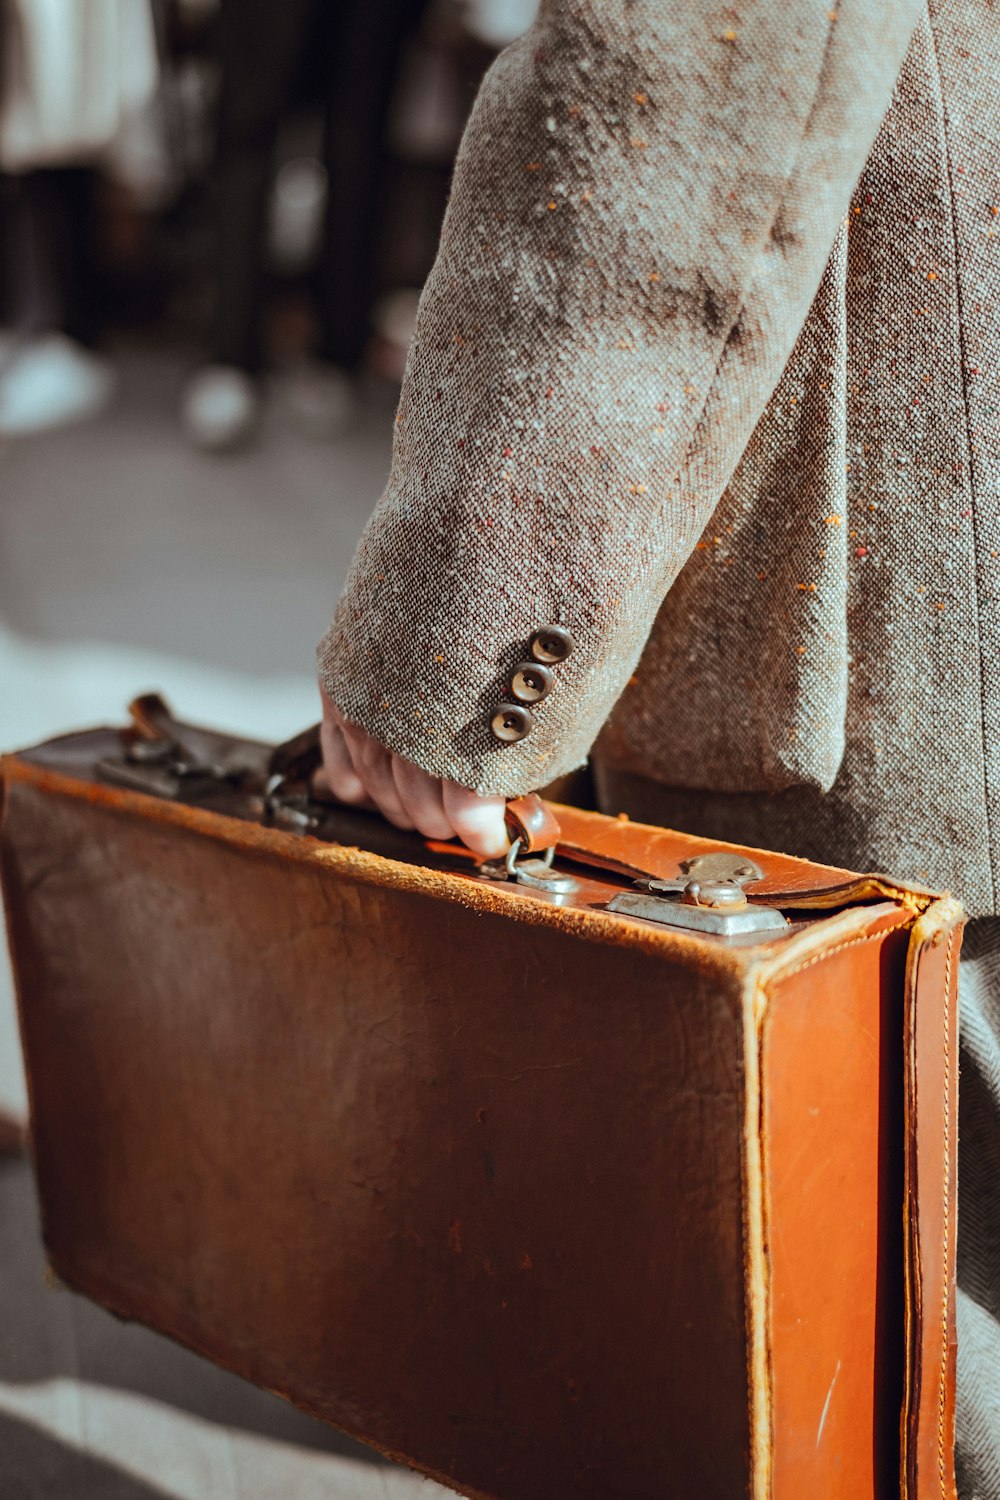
top-left (0, 697), bottom-right (962, 1500)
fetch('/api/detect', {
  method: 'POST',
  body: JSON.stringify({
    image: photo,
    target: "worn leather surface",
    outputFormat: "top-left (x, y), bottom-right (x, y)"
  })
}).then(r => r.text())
top-left (759, 908), bottom-right (911, 1499)
top-left (550, 803), bottom-right (941, 910)
top-left (0, 725), bottom-right (963, 1499)
top-left (2, 773), bottom-right (751, 1500)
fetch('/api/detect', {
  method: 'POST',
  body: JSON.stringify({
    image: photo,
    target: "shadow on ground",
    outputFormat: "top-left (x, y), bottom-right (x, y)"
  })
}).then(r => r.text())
top-left (0, 1154), bottom-right (387, 1464)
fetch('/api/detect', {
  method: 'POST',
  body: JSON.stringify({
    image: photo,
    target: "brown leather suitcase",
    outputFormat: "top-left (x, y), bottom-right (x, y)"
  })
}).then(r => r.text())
top-left (0, 698), bottom-right (962, 1500)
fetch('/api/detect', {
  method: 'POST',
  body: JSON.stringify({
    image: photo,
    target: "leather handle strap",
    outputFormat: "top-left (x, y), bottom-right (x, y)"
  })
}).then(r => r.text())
top-left (269, 719), bottom-right (564, 852)
top-left (132, 700), bottom-right (566, 854)
top-left (126, 701), bottom-right (917, 907)
top-left (505, 794), bottom-right (562, 854)
top-left (267, 722), bottom-right (324, 785)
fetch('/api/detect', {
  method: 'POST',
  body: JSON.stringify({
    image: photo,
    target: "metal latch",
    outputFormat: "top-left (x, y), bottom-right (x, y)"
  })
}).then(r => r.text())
top-left (479, 793), bottom-right (579, 896)
top-left (606, 851), bottom-right (788, 937)
top-left (97, 735), bottom-right (247, 800)
top-left (261, 772), bottom-right (325, 834)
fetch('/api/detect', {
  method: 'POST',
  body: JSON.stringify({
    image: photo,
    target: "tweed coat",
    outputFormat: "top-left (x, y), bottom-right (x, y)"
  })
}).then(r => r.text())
top-left (318, 0), bottom-right (1000, 916)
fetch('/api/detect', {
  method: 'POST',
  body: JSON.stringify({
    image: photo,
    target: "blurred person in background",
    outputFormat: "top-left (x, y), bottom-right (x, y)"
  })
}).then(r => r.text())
top-left (0, 0), bottom-right (158, 435)
top-left (181, 0), bottom-right (429, 453)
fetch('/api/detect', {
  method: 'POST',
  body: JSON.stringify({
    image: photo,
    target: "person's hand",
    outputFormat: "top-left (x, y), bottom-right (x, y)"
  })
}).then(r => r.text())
top-left (318, 686), bottom-right (509, 858)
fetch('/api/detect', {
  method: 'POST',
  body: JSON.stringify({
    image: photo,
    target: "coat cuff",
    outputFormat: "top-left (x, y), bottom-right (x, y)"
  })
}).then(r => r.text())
top-left (317, 572), bottom-right (649, 797)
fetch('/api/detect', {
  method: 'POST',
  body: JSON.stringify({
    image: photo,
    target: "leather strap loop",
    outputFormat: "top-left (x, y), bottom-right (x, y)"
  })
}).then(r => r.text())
top-left (505, 793), bottom-right (562, 854)
top-left (128, 692), bottom-right (181, 745)
top-left (267, 723), bottom-right (323, 785)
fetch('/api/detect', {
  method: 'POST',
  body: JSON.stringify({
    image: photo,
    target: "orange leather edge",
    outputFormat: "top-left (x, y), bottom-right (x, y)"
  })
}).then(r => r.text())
top-left (505, 793), bottom-right (562, 853)
top-left (746, 903), bottom-right (916, 1498)
top-left (547, 802), bottom-right (940, 913)
top-left (901, 898), bottom-right (964, 1500)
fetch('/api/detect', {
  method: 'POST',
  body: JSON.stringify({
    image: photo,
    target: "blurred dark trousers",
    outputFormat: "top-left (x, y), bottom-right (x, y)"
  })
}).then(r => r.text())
top-left (0, 169), bottom-right (100, 345)
top-left (212, 0), bottom-right (421, 374)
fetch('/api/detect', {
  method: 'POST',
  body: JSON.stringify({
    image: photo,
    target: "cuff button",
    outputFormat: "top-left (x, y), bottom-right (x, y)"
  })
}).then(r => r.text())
top-left (490, 703), bottom-right (533, 743)
top-left (529, 624), bottom-right (574, 664)
top-left (510, 661), bottom-right (553, 704)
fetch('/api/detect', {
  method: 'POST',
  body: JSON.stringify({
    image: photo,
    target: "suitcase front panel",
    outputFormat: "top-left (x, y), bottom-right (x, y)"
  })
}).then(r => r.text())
top-left (3, 778), bottom-right (753, 1500)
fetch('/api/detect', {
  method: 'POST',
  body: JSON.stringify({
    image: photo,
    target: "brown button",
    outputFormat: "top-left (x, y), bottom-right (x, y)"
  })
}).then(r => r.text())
top-left (490, 703), bottom-right (533, 743)
top-left (529, 624), bottom-right (574, 664)
top-left (509, 661), bottom-right (553, 705)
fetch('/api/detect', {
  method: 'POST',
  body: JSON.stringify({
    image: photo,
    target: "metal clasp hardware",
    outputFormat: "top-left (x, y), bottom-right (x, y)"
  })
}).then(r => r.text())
top-left (97, 736), bottom-right (244, 800)
top-left (480, 839), bottom-right (579, 896)
top-left (507, 837), bottom-right (579, 894)
top-left (607, 850), bottom-right (788, 937)
top-left (641, 851), bottom-right (764, 898)
top-left (261, 772), bottom-right (324, 834)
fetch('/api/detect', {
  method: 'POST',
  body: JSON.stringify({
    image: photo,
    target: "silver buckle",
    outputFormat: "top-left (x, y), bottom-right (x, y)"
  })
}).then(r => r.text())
top-left (480, 838), bottom-right (579, 895)
top-left (607, 851), bottom-right (788, 937)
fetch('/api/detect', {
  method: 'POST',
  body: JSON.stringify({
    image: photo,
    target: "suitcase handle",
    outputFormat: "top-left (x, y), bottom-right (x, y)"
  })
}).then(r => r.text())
top-left (126, 698), bottom-right (562, 857)
top-left (121, 696), bottom-right (915, 911)
top-left (266, 718), bottom-right (561, 856)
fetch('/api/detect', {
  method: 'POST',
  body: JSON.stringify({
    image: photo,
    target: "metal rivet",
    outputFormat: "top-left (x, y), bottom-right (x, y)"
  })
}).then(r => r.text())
top-left (490, 703), bottom-right (533, 743)
top-left (509, 661), bottom-right (553, 704)
top-left (681, 879), bottom-right (748, 910)
top-left (529, 624), bottom-right (574, 664)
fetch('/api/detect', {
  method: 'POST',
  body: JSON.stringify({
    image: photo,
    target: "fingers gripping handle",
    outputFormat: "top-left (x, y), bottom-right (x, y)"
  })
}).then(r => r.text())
top-left (268, 720), bottom-right (563, 853)
top-left (124, 699), bottom-right (572, 885)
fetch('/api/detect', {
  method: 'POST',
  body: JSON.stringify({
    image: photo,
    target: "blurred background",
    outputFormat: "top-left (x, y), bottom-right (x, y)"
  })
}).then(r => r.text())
top-left (0, 2), bottom-right (535, 1494)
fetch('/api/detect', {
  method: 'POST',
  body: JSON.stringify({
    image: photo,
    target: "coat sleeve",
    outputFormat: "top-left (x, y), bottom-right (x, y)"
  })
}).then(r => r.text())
top-left (317, 0), bottom-right (923, 797)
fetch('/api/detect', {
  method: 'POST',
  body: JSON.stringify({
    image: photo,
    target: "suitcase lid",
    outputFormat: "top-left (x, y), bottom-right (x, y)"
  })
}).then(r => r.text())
top-left (1, 694), bottom-right (944, 958)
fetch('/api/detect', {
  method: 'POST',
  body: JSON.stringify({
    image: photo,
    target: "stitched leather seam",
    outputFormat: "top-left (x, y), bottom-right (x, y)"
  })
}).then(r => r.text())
top-left (937, 930), bottom-right (956, 1497)
top-left (744, 975), bottom-right (772, 1500)
top-left (775, 920), bottom-right (912, 981)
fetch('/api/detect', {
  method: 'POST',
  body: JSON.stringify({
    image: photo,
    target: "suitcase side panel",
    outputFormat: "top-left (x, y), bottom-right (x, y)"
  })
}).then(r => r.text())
top-left (902, 900), bottom-right (962, 1500)
top-left (2, 779), bottom-right (754, 1500)
top-left (759, 914), bottom-right (913, 1500)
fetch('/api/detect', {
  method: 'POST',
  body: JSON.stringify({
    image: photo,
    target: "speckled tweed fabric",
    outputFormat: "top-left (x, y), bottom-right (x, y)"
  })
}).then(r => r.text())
top-left (598, 0), bottom-right (1000, 920)
top-left (319, 0), bottom-right (1000, 916)
top-left (318, 2), bottom-right (1000, 1483)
